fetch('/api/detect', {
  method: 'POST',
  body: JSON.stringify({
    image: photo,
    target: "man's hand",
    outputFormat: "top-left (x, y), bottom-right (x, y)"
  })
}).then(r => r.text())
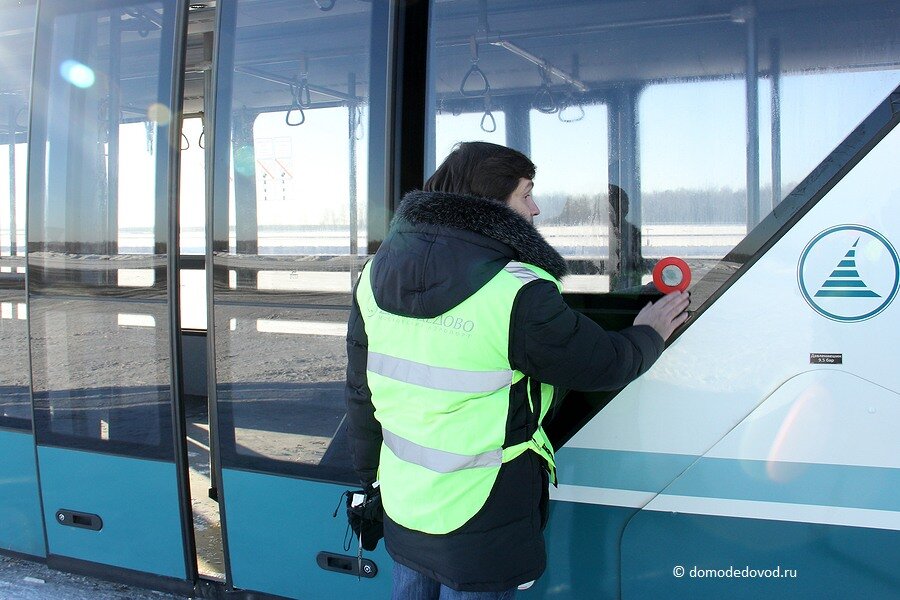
top-left (633, 291), bottom-right (690, 342)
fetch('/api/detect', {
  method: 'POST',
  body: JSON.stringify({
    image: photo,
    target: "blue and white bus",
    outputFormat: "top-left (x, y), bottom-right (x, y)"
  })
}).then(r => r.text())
top-left (1, 0), bottom-right (898, 598)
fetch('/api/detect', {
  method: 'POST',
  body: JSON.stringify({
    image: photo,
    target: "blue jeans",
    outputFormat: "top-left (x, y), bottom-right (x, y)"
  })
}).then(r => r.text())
top-left (391, 561), bottom-right (517, 600)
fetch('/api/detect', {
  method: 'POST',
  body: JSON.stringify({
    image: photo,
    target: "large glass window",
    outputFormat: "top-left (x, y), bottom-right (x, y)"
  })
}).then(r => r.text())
top-left (0, 1), bottom-right (35, 429)
top-left (28, 1), bottom-right (181, 458)
top-left (428, 0), bottom-right (900, 301)
top-left (530, 106), bottom-right (610, 293)
top-left (428, 1), bottom-right (900, 447)
top-left (211, 0), bottom-right (385, 481)
top-left (760, 69), bottom-right (900, 205)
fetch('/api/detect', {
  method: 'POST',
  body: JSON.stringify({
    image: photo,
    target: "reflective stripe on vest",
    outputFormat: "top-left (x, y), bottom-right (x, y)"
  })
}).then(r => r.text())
top-left (383, 428), bottom-right (502, 472)
top-left (383, 427), bottom-right (554, 480)
top-left (368, 352), bottom-right (513, 394)
top-left (504, 261), bottom-right (540, 283)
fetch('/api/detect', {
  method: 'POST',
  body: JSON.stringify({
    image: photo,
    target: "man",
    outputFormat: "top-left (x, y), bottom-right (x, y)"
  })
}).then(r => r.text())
top-left (345, 142), bottom-right (688, 599)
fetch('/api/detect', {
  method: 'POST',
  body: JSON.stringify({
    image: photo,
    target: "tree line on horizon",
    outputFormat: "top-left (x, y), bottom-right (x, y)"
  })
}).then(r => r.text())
top-left (536, 185), bottom-right (787, 226)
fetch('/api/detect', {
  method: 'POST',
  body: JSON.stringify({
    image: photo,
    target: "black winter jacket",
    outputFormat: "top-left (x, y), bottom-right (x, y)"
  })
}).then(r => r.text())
top-left (345, 190), bottom-right (664, 591)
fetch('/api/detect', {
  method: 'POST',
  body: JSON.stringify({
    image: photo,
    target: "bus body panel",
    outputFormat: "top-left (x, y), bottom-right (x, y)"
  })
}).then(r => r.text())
top-left (222, 470), bottom-right (392, 598)
top-left (37, 446), bottom-right (187, 579)
top-left (0, 430), bottom-right (46, 558)
top-left (622, 512), bottom-right (900, 599)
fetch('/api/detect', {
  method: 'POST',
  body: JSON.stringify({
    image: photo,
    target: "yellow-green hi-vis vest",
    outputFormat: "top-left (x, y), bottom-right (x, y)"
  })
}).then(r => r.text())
top-left (356, 260), bottom-right (560, 535)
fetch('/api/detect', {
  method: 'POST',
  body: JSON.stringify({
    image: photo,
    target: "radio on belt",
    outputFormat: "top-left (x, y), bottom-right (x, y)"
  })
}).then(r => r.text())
top-left (652, 257), bottom-right (691, 293)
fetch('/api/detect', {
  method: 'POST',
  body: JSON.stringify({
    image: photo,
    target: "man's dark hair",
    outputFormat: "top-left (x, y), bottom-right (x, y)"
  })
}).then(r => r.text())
top-left (423, 141), bottom-right (536, 202)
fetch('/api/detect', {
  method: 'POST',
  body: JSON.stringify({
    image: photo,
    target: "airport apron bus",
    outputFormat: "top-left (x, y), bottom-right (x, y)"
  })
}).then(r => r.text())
top-left (1, 0), bottom-right (898, 598)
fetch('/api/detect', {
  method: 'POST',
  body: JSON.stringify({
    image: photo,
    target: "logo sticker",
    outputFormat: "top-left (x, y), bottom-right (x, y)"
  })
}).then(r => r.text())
top-left (798, 225), bottom-right (899, 322)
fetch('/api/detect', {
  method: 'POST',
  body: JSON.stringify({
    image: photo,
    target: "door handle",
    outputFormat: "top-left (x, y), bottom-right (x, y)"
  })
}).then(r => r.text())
top-left (56, 509), bottom-right (103, 531)
top-left (316, 551), bottom-right (377, 578)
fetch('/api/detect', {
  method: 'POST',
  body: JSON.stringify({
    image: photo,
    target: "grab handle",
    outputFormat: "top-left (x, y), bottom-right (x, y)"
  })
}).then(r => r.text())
top-left (316, 551), bottom-right (378, 578)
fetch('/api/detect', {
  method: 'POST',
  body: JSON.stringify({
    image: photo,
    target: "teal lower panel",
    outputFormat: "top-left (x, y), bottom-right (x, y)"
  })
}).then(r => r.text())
top-left (0, 429), bottom-right (46, 557)
top-left (622, 510), bottom-right (900, 599)
top-left (528, 501), bottom-right (637, 600)
top-left (555, 447), bottom-right (696, 492)
top-left (664, 457), bottom-right (900, 512)
top-left (515, 497), bottom-right (900, 599)
top-left (222, 469), bottom-right (392, 599)
top-left (37, 446), bottom-right (186, 579)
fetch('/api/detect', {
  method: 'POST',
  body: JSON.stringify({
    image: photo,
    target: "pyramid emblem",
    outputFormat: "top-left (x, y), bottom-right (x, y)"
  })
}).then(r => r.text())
top-left (815, 239), bottom-right (881, 298)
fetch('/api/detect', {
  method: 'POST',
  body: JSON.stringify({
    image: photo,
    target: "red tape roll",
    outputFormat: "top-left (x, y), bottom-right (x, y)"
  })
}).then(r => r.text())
top-left (652, 257), bottom-right (691, 293)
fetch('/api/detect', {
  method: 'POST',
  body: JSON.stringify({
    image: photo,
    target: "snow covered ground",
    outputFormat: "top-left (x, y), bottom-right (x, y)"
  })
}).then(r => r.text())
top-left (0, 553), bottom-right (189, 600)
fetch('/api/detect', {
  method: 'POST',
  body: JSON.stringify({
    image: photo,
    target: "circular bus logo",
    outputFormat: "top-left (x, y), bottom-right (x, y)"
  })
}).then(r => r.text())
top-left (798, 225), bottom-right (899, 322)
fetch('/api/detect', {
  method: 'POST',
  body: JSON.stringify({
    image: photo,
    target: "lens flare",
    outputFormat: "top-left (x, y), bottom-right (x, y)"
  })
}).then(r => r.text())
top-left (765, 384), bottom-right (831, 482)
top-left (59, 60), bottom-right (95, 89)
top-left (233, 145), bottom-right (255, 177)
top-left (147, 103), bottom-right (171, 125)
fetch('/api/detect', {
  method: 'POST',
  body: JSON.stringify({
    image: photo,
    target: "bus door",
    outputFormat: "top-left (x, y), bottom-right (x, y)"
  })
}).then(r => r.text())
top-left (0, 0), bottom-right (43, 560)
top-left (27, 0), bottom-right (195, 591)
top-left (206, 1), bottom-right (393, 597)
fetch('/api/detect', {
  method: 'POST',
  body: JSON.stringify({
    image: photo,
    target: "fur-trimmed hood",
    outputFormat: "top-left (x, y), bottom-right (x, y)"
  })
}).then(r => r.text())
top-left (395, 191), bottom-right (568, 278)
top-left (367, 190), bottom-right (567, 318)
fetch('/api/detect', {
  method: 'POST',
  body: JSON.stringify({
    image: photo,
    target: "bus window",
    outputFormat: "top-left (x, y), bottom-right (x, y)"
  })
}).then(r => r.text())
top-left (211, 0), bottom-right (384, 482)
top-left (530, 105), bottom-right (610, 293)
top-left (639, 80), bottom-right (748, 287)
top-left (28, 1), bottom-right (181, 459)
top-left (0, 1), bottom-right (34, 429)
top-left (763, 69), bottom-right (900, 205)
top-left (426, 0), bottom-right (900, 444)
top-left (429, 0), bottom-right (900, 298)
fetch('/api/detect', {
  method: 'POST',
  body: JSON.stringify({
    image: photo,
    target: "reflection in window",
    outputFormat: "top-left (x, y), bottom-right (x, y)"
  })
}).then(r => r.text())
top-left (30, 300), bottom-right (171, 453)
top-left (0, 301), bottom-right (31, 424)
top-left (426, 0), bottom-right (659, 292)
top-left (0, 143), bottom-right (27, 257)
top-left (639, 80), bottom-right (749, 286)
top-left (215, 307), bottom-right (352, 475)
top-left (27, 1), bottom-right (177, 457)
top-left (0, 1), bottom-right (34, 428)
top-left (211, 0), bottom-right (381, 481)
top-left (530, 105), bottom-right (609, 292)
top-left (256, 318), bottom-right (346, 337)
